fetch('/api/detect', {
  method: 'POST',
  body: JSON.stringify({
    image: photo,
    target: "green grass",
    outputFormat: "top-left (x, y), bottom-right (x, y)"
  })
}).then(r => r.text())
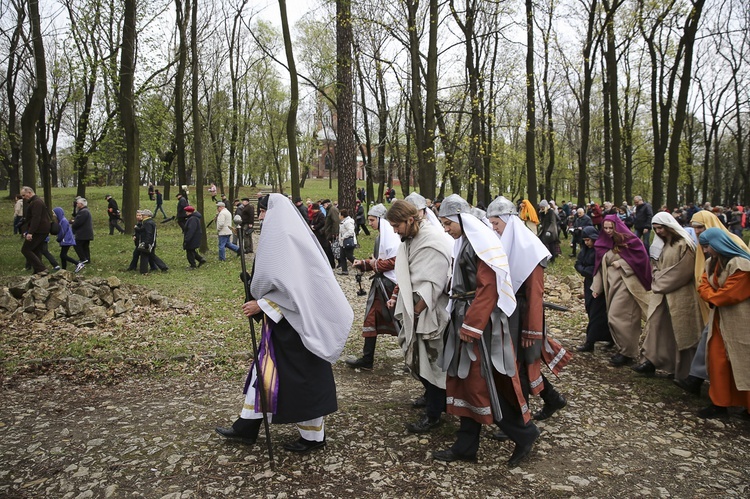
top-left (0, 180), bottom-right (377, 376)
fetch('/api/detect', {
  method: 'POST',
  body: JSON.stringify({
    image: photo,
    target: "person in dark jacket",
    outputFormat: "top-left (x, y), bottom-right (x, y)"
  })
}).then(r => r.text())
top-left (53, 207), bottom-right (82, 271)
top-left (127, 211), bottom-right (157, 272)
top-left (354, 200), bottom-right (370, 236)
top-left (183, 206), bottom-right (206, 268)
top-left (633, 195), bottom-right (653, 252)
top-left (570, 208), bottom-right (593, 256)
top-left (176, 192), bottom-right (189, 230)
top-left (20, 186), bottom-right (52, 274)
top-left (294, 197), bottom-right (309, 223)
top-left (154, 189), bottom-right (167, 219)
top-left (71, 197), bottom-right (93, 264)
top-left (136, 210), bottom-right (168, 274)
top-left (310, 203), bottom-right (334, 268)
top-left (574, 226), bottom-right (613, 351)
top-left (105, 194), bottom-right (125, 235)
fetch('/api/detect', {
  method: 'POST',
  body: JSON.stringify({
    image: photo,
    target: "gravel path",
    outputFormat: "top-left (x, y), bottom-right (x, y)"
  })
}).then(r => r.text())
top-left (1, 273), bottom-right (749, 498)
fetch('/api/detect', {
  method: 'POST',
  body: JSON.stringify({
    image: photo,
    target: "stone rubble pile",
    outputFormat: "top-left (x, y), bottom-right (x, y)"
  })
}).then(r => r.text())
top-left (0, 271), bottom-right (186, 327)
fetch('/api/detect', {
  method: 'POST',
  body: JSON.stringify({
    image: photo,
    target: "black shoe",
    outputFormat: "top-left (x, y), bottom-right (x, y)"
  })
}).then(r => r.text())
top-left (283, 437), bottom-right (326, 453)
top-left (406, 415), bottom-right (442, 433)
top-left (507, 427), bottom-right (540, 467)
top-left (673, 375), bottom-right (703, 396)
top-left (345, 357), bottom-right (373, 370)
top-left (533, 392), bottom-right (567, 421)
top-left (631, 360), bottom-right (656, 376)
top-left (697, 404), bottom-right (728, 419)
top-left (490, 430), bottom-right (510, 441)
top-left (198, 259), bottom-right (206, 267)
top-left (215, 426), bottom-right (257, 445)
top-left (576, 342), bottom-right (594, 352)
top-left (432, 449), bottom-right (477, 463)
top-left (609, 353), bottom-right (633, 367)
top-left (412, 395), bottom-right (427, 409)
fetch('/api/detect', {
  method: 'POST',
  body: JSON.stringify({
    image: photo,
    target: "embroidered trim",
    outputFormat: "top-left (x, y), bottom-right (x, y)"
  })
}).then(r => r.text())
top-left (523, 330), bottom-right (544, 338)
top-left (461, 323), bottom-right (483, 335)
top-left (362, 327), bottom-right (376, 332)
top-left (243, 402), bottom-right (255, 411)
top-left (529, 376), bottom-right (544, 390)
top-left (296, 421), bottom-right (324, 432)
top-left (548, 347), bottom-right (567, 370)
top-left (446, 397), bottom-right (493, 416)
top-left (520, 402), bottom-right (529, 415)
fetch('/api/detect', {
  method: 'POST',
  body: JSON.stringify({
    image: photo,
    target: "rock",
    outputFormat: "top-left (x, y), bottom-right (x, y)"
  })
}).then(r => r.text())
top-left (30, 286), bottom-right (50, 302)
top-left (107, 276), bottom-right (122, 289)
top-left (669, 448), bottom-right (692, 458)
top-left (9, 278), bottom-right (33, 298)
top-left (45, 290), bottom-right (68, 311)
top-left (97, 287), bottom-right (114, 307)
top-left (0, 288), bottom-right (19, 311)
top-left (113, 288), bottom-right (130, 302)
top-left (66, 294), bottom-right (94, 316)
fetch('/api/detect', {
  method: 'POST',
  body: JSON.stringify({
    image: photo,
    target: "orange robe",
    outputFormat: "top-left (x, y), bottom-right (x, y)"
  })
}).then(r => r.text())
top-left (698, 268), bottom-right (750, 410)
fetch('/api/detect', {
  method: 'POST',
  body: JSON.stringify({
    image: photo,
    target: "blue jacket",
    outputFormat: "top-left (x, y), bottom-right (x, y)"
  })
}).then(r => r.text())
top-left (53, 207), bottom-right (76, 247)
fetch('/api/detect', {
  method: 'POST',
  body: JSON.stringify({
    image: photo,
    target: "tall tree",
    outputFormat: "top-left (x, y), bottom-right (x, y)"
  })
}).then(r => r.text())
top-left (602, 0), bottom-right (624, 205)
top-left (20, 0), bottom-right (46, 190)
top-left (336, 0), bottom-right (356, 211)
top-left (191, 0), bottom-right (206, 251)
top-left (1, 0), bottom-right (26, 196)
top-left (119, 0), bottom-right (139, 233)
top-left (279, 0), bottom-right (301, 200)
top-left (174, 0), bottom-right (190, 190)
top-left (525, 0), bottom-right (537, 205)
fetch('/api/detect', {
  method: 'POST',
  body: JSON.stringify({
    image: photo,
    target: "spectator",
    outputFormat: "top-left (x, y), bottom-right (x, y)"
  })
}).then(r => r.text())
top-left (537, 200), bottom-right (560, 262)
top-left (136, 209), bottom-right (168, 274)
top-left (70, 197), bottom-right (93, 265)
top-left (13, 194), bottom-right (24, 235)
top-left (148, 184), bottom-right (155, 201)
top-left (293, 197), bottom-right (309, 223)
top-left (588, 201), bottom-right (603, 229)
top-left (208, 183), bottom-right (218, 202)
top-left (310, 203), bottom-right (334, 268)
top-left (126, 211), bottom-right (157, 272)
top-left (354, 200), bottom-right (369, 236)
top-left (53, 207), bottom-right (83, 272)
top-left (154, 189), bottom-right (167, 219)
top-left (571, 208), bottom-right (593, 256)
top-left (176, 192), bottom-right (189, 230)
top-left (182, 205), bottom-right (206, 268)
top-left (337, 209), bottom-right (356, 275)
top-left (575, 226), bottom-right (612, 351)
top-left (105, 194), bottom-right (125, 235)
top-left (215, 202), bottom-right (240, 261)
top-left (633, 195), bottom-right (654, 252)
top-left (20, 186), bottom-right (51, 275)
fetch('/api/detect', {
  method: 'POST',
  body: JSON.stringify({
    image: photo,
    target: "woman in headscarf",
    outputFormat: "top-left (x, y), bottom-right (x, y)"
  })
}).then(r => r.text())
top-left (696, 228), bottom-right (750, 419)
top-left (537, 200), bottom-right (560, 262)
top-left (486, 196), bottom-right (570, 423)
top-left (673, 211), bottom-right (750, 395)
top-left (632, 212), bottom-right (703, 379)
top-left (347, 204), bottom-right (400, 370)
top-left (591, 214), bottom-right (652, 366)
top-left (386, 200), bottom-right (453, 434)
top-left (434, 194), bottom-right (540, 466)
top-left (216, 194), bottom-right (354, 452)
top-left (575, 226), bottom-right (613, 352)
top-left (518, 199), bottom-right (539, 233)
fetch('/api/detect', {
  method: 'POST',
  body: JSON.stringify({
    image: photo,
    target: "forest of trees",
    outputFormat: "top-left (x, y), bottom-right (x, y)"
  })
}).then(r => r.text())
top-left (1, 0), bottom-right (749, 223)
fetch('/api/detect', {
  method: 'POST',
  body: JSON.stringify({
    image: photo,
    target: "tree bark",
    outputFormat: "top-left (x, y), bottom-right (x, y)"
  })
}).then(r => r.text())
top-left (525, 0), bottom-right (538, 205)
top-left (336, 0), bottom-right (356, 212)
top-left (280, 0), bottom-right (301, 201)
top-left (119, 0), bottom-right (139, 234)
top-left (192, 0), bottom-right (207, 252)
top-left (20, 0), bottom-right (47, 189)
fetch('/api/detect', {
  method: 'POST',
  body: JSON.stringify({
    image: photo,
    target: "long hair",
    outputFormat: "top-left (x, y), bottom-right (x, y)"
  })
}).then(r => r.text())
top-left (386, 200), bottom-right (420, 238)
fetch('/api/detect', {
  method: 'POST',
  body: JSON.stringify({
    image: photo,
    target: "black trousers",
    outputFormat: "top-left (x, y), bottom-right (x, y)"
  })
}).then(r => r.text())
top-left (109, 217), bottom-right (124, 234)
top-left (21, 233), bottom-right (47, 273)
top-left (74, 240), bottom-right (91, 263)
top-left (186, 248), bottom-right (205, 267)
top-left (140, 250), bottom-right (167, 274)
top-left (419, 376), bottom-right (446, 420)
top-left (59, 246), bottom-right (79, 269)
top-left (129, 247), bottom-right (156, 271)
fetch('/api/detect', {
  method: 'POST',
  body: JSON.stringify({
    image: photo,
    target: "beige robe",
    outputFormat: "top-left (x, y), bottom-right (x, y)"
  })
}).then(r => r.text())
top-left (592, 250), bottom-right (651, 358)
top-left (641, 239), bottom-right (703, 378)
top-left (394, 222), bottom-right (452, 388)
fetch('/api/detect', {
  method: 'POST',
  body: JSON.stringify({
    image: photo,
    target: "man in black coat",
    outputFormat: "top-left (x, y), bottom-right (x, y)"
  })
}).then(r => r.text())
top-left (294, 197), bottom-right (309, 223)
top-left (633, 195), bottom-right (653, 252)
top-left (71, 197), bottom-right (94, 264)
top-left (105, 194), bottom-right (125, 234)
top-left (176, 192), bottom-right (189, 230)
top-left (20, 186), bottom-right (51, 274)
top-left (183, 206), bottom-right (206, 268)
top-left (136, 210), bottom-right (168, 274)
top-left (570, 208), bottom-right (593, 256)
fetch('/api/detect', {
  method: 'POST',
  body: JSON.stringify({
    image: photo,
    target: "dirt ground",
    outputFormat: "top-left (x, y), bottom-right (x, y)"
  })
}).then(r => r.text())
top-left (2, 274), bottom-right (749, 498)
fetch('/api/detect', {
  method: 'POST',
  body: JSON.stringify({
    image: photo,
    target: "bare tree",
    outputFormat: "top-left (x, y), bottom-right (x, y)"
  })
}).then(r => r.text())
top-left (119, 0), bottom-right (139, 233)
top-left (20, 0), bottom-right (46, 190)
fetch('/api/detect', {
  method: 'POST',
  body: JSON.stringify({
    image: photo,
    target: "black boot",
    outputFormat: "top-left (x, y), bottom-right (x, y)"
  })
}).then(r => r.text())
top-left (533, 384), bottom-right (567, 421)
top-left (346, 336), bottom-right (376, 369)
top-left (673, 375), bottom-right (704, 396)
top-left (215, 417), bottom-right (262, 444)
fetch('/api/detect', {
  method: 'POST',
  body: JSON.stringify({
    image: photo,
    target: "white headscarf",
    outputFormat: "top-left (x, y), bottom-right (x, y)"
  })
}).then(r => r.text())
top-left (376, 215), bottom-right (400, 284)
top-left (492, 214), bottom-right (551, 293)
top-left (250, 194), bottom-right (354, 363)
top-left (444, 212), bottom-right (517, 316)
top-left (649, 211), bottom-right (696, 260)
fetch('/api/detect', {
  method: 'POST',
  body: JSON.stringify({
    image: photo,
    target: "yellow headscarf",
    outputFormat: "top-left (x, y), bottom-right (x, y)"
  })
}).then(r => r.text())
top-left (690, 210), bottom-right (750, 324)
top-left (519, 200), bottom-right (539, 224)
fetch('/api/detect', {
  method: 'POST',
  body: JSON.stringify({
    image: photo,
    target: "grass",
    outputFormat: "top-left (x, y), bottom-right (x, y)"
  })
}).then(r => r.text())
top-left (0, 180), bottom-right (378, 377)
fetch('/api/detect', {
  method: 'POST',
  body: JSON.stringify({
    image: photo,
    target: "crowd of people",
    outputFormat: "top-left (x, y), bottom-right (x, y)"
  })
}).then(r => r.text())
top-left (12, 185), bottom-right (749, 464)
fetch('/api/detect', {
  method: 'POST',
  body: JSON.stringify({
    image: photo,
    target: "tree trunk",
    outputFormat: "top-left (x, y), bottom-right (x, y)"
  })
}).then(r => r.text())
top-left (174, 0), bottom-right (190, 190)
top-left (191, 0), bottom-right (207, 252)
top-left (20, 0), bottom-right (47, 189)
top-left (603, 0), bottom-right (624, 205)
top-left (119, 0), bottom-right (139, 234)
top-left (280, 0), bottom-right (300, 200)
top-left (336, 0), bottom-right (356, 212)
top-left (525, 0), bottom-right (537, 205)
